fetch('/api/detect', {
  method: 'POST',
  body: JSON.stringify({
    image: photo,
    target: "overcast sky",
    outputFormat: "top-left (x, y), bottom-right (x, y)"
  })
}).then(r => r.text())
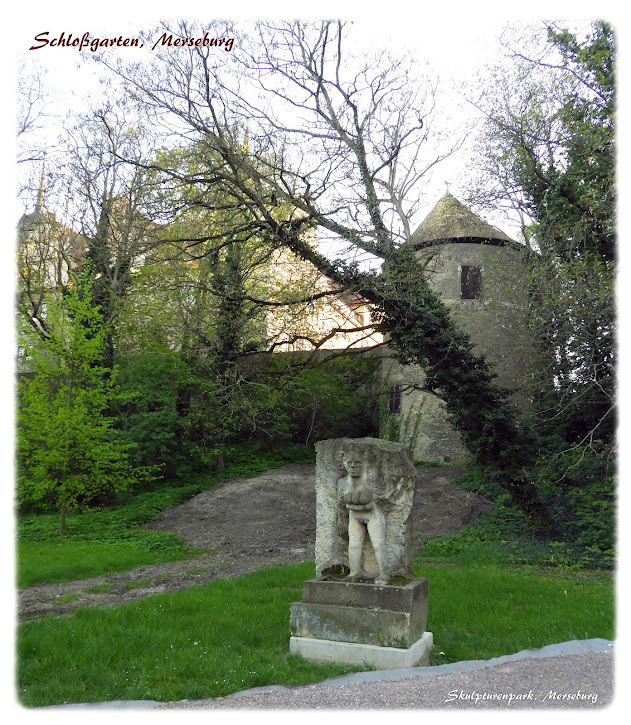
top-left (12, 3), bottom-right (616, 235)
top-left (7, 2), bottom-right (626, 291)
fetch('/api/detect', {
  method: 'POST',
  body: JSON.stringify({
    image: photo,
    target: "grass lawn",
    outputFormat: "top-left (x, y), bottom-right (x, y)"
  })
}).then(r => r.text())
top-left (17, 539), bottom-right (196, 589)
top-left (415, 560), bottom-right (613, 665)
top-left (17, 562), bottom-right (358, 707)
top-left (17, 447), bottom-right (315, 589)
top-left (16, 458), bottom-right (615, 707)
top-left (17, 557), bottom-right (614, 707)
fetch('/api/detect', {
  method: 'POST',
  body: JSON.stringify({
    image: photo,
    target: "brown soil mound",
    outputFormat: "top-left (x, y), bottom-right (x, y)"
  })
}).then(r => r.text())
top-left (18, 464), bottom-right (493, 619)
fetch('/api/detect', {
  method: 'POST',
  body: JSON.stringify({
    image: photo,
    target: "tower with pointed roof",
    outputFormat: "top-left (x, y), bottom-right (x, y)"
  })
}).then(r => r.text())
top-left (383, 193), bottom-right (532, 464)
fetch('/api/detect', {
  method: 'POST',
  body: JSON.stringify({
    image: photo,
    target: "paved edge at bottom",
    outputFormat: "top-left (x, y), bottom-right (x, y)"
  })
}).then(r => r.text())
top-left (35, 638), bottom-right (614, 709)
top-left (225, 637), bottom-right (614, 698)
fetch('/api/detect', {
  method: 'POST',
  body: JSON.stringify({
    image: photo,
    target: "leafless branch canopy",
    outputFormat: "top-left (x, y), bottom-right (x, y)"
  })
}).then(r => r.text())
top-left (101, 20), bottom-right (460, 278)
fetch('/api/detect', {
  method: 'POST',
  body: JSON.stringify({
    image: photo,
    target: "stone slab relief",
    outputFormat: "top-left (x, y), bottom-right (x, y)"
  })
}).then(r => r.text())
top-left (314, 437), bottom-right (417, 582)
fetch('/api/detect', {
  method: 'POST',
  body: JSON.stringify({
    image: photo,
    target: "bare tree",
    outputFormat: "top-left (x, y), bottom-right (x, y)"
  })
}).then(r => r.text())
top-left (17, 97), bottom-right (163, 368)
top-left (60, 102), bottom-right (164, 367)
top-left (17, 194), bottom-right (85, 343)
top-left (17, 58), bottom-right (50, 165)
top-left (99, 20), bottom-right (546, 519)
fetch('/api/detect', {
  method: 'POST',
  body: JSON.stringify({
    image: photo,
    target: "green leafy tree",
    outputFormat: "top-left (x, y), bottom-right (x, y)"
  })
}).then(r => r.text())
top-left (114, 141), bottom-right (327, 470)
top-left (17, 271), bottom-right (154, 536)
top-left (467, 22), bottom-right (615, 555)
top-left (522, 24), bottom-right (615, 456)
top-left (469, 23), bottom-right (614, 440)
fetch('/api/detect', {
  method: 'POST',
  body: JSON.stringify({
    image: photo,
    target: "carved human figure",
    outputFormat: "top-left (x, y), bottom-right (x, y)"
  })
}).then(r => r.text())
top-left (340, 448), bottom-right (389, 585)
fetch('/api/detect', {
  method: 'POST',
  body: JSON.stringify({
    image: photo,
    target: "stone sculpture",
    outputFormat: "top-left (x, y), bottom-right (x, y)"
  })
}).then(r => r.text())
top-left (314, 437), bottom-right (417, 581)
top-left (339, 446), bottom-right (389, 584)
top-left (290, 437), bottom-right (432, 669)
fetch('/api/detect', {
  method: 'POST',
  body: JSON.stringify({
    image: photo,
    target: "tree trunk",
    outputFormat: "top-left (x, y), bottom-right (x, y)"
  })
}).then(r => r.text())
top-left (59, 505), bottom-right (66, 537)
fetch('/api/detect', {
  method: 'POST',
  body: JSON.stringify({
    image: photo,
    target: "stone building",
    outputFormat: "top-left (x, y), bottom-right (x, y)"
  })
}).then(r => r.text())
top-left (383, 192), bottom-right (532, 464)
top-left (260, 192), bottom-right (532, 465)
top-left (264, 245), bottom-right (383, 352)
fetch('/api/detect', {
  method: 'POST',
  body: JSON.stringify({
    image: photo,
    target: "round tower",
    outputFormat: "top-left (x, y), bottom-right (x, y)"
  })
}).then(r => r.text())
top-left (383, 193), bottom-right (532, 464)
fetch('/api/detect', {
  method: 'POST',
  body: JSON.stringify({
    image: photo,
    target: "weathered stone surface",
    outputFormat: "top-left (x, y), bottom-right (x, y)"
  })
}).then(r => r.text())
top-left (293, 441), bottom-right (430, 669)
top-left (290, 578), bottom-right (429, 648)
top-left (386, 195), bottom-right (534, 465)
top-left (302, 577), bottom-right (428, 615)
top-left (314, 437), bottom-right (417, 580)
top-left (290, 602), bottom-right (417, 648)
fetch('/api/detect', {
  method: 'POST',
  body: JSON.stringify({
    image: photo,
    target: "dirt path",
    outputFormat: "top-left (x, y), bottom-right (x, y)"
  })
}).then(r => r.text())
top-left (18, 464), bottom-right (493, 620)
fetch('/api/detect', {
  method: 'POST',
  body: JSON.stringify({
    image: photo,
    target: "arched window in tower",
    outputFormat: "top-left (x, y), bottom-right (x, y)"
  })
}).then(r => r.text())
top-left (460, 265), bottom-right (482, 299)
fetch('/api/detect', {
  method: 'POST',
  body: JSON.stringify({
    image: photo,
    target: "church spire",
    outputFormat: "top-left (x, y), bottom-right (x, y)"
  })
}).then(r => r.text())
top-left (35, 154), bottom-right (46, 214)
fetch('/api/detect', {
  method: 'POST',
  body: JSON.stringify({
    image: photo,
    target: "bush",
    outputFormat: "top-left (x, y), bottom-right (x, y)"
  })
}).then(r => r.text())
top-left (530, 445), bottom-right (615, 565)
top-left (247, 354), bottom-right (380, 447)
top-left (115, 353), bottom-right (187, 474)
top-left (433, 464), bottom-right (615, 569)
top-left (114, 352), bottom-right (225, 478)
top-left (114, 351), bottom-right (380, 476)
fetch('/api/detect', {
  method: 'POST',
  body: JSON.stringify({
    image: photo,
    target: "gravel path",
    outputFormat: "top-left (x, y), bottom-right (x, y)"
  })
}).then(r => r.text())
top-left (157, 640), bottom-right (615, 710)
top-left (19, 464), bottom-right (492, 620)
top-left (159, 653), bottom-right (613, 709)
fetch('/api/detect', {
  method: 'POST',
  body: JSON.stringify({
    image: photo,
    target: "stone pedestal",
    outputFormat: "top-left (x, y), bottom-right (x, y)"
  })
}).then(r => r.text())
top-left (289, 577), bottom-right (433, 669)
top-left (290, 437), bottom-right (432, 669)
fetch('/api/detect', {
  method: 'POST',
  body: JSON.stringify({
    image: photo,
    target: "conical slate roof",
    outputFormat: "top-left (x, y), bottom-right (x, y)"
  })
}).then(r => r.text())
top-left (408, 193), bottom-right (514, 248)
top-left (17, 209), bottom-right (43, 233)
